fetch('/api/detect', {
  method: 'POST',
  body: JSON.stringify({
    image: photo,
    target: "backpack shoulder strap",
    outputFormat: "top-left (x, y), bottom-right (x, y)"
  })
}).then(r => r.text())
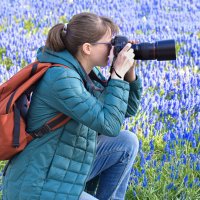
top-left (28, 114), bottom-right (71, 138)
top-left (4, 62), bottom-right (70, 147)
top-left (27, 63), bottom-right (71, 138)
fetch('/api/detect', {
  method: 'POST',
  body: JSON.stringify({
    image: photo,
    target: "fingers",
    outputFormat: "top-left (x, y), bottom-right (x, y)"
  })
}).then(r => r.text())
top-left (113, 42), bottom-right (135, 76)
top-left (127, 47), bottom-right (134, 54)
top-left (128, 40), bottom-right (139, 44)
top-left (126, 47), bottom-right (135, 60)
top-left (120, 43), bottom-right (132, 53)
top-left (119, 43), bottom-right (135, 61)
top-left (126, 52), bottom-right (135, 63)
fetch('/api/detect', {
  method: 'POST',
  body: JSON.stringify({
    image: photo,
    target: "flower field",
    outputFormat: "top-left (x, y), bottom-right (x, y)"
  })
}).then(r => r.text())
top-left (0, 0), bottom-right (199, 199)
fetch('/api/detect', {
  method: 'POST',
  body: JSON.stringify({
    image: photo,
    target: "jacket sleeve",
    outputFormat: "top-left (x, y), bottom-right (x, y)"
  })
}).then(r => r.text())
top-left (41, 67), bottom-right (130, 137)
top-left (125, 76), bottom-right (143, 117)
top-left (92, 67), bottom-right (143, 118)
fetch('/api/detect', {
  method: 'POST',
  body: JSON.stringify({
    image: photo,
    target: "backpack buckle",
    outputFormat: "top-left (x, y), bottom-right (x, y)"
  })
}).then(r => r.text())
top-left (29, 124), bottom-right (51, 138)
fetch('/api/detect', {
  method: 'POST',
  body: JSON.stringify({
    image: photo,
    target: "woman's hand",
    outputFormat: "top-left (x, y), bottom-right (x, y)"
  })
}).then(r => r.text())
top-left (124, 40), bottom-right (139, 82)
top-left (111, 43), bottom-right (135, 80)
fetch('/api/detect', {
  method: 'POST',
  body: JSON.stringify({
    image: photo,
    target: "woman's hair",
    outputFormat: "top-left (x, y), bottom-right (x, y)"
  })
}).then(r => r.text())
top-left (45, 12), bottom-right (119, 56)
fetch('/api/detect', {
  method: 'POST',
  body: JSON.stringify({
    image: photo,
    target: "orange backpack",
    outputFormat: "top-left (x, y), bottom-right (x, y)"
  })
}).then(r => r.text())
top-left (0, 61), bottom-right (71, 160)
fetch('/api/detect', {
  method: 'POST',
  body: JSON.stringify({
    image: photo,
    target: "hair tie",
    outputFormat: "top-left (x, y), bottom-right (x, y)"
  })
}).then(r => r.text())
top-left (63, 23), bottom-right (68, 34)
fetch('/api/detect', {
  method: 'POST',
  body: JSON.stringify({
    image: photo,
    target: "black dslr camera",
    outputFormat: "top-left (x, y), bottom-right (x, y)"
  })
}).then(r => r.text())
top-left (111, 35), bottom-right (176, 61)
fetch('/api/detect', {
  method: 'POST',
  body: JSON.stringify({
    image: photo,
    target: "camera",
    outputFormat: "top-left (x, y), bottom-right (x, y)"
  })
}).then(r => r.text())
top-left (111, 35), bottom-right (176, 61)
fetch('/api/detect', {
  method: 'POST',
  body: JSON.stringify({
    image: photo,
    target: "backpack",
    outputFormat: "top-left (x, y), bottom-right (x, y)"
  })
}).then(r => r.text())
top-left (0, 61), bottom-right (71, 160)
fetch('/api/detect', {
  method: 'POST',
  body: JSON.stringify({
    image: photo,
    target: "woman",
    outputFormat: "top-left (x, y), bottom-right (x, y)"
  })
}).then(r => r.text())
top-left (3, 12), bottom-right (142, 200)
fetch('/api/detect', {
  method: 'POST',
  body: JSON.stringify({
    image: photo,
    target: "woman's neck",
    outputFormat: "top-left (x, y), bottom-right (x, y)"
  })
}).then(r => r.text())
top-left (75, 54), bottom-right (93, 74)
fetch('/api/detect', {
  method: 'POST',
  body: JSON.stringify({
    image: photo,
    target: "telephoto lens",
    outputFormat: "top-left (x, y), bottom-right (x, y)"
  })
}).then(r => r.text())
top-left (111, 35), bottom-right (176, 61)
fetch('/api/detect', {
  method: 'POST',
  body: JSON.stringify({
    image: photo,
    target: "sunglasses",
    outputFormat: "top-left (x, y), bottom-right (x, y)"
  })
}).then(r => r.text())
top-left (91, 42), bottom-right (113, 47)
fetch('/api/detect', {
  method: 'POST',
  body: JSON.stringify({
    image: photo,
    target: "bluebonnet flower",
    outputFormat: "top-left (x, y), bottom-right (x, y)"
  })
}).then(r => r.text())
top-left (180, 153), bottom-right (187, 165)
top-left (190, 153), bottom-right (197, 163)
top-left (184, 175), bottom-right (189, 187)
top-left (153, 160), bottom-right (157, 167)
top-left (134, 177), bottom-right (139, 186)
top-left (162, 154), bottom-right (167, 162)
top-left (141, 168), bottom-right (146, 174)
top-left (166, 182), bottom-right (174, 190)
top-left (134, 168), bottom-right (140, 177)
top-left (146, 153), bottom-right (152, 161)
top-left (181, 140), bottom-right (186, 147)
top-left (139, 140), bottom-right (143, 149)
top-left (163, 133), bottom-right (169, 142)
top-left (131, 126), bottom-right (137, 133)
top-left (189, 183), bottom-right (193, 188)
top-left (170, 173), bottom-right (175, 179)
top-left (140, 151), bottom-right (146, 167)
top-left (0, 0), bottom-right (200, 197)
top-left (142, 175), bottom-right (148, 187)
top-left (156, 174), bottom-right (161, 181)
top-left (196, 162), bottom-right (200, 171)
top-left (164, 143), bottom-right (170, 153)
top-left (174, 171), bottom-right (179, 180)
top-left (191, 138), bottom-right (197, 148)
top-left (149, 139), bottom-right (154, 151)
top-left (170, 132), bottom-right (176, 140)
top-left (133, 190), bottom-right (137, 197)
top-left (194, 178), bottom-right (199, 186)
top-left (125, 124), bottom-right (129, 130)
top-left (144, 128), bottom-right (150, 138)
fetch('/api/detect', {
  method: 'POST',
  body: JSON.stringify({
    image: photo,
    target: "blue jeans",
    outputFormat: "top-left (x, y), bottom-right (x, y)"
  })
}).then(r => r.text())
top-left (80, 130), bottom-right (139, 200)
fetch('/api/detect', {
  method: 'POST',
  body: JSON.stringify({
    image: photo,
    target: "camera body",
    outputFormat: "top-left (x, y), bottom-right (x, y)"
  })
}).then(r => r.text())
top-left (111, 36), bottom-right (176, 61)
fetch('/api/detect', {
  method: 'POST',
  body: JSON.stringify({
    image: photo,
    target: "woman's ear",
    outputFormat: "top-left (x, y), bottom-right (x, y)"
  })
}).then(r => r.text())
top-left (82, 43), bottom-right (92, 55)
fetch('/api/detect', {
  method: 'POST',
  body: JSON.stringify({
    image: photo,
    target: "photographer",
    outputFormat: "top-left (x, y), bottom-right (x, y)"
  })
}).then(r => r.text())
top-left (3, 12), bottom-right (142, 200)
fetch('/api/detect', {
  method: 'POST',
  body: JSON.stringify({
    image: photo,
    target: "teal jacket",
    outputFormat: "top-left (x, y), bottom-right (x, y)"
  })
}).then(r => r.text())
top-left (3, 47), bottom-right (142, 200)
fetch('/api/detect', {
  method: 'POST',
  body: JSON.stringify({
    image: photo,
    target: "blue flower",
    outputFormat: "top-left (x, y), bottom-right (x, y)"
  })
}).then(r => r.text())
top-left (133, 190), bottom-right (137, 197)
top-left (134, 177), bottom-right (139, 185)
top-left (156, 174), bottom-right (161, 181)
top-left (149, 139), bottom-right (155, 151)
top-left (162, 154), bottom-right (167, 162)
top-left (140, 151), bottom-right (146, 167)
top-left (196, 162), bottom-right (200, 171)
top-left (166, 182), bottom-right (174, 190)
top-left (180, 153), bottom-right (187, 165)
top-left (184, 175), bottom-right (189, 187)
top-left (142, 175), bottom-right (148, 187)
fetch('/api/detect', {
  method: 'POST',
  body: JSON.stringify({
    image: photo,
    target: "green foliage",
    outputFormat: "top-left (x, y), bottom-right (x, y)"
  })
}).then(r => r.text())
top-left (21, 59), bottom-right (28, 68)
top-left (24, 19), bottom-right (34, 31)
top-left (135, 29), bottom-right (143, 35)
top-left (0, 24), bottom-right (5, 32)
top-left (13, 16), bottom-right (21, 24)
top-left (0, 48), bottom-right (13, 70)
top-left (42, 27), bottom-right (51, 36)
top-left (176, 42), bottom-right (187, 56)
top-left (0, 17), bottom-right (8, 32)
top-left (125, 121), bottom-right (200, 200)
top-left (59, 15), bottom-right (69, 24)
top-left (0, 48), bottom-right (6, 58)
top-left (0, 161), bottom-right (6, 172)
top-left (197, 31), bottom-right (200, 39)
top-left (3, 58), bottom-right (13, 70)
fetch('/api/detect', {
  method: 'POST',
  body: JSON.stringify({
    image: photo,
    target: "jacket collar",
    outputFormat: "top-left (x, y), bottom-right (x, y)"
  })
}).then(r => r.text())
top-left (36, 46), bottom-right (103, 92)
top-left (37, 46), bottom-right (88, 82)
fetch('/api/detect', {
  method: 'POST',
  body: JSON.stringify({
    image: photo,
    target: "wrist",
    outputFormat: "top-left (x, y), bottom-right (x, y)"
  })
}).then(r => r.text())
top-left (111, 67), bottom-right (124, 80)
top-left (124, 73), bottom-right (136, 82)
top-left (111, 72), bottom-right (124, 80)
top-left (124, 68), bottom-right (136, 82)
